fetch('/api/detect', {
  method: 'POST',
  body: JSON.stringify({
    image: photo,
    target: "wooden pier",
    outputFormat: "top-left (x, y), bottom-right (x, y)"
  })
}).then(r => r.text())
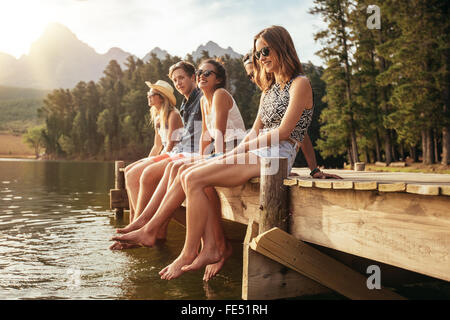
top-left (110, 160), bottom-right (450, 300)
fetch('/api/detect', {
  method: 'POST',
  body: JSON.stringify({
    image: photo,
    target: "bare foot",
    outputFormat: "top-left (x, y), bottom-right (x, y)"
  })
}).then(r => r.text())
top-left (180, 245), bottom-right (222, 274)
top-left (110, 227), bottom-right (158, 248)
top-left (109, 241), bottom-right (141, 250)
top-left (203, 240), bottom-right (232, 282)
top-left (159, 252), bottom-right (197, 280)
top-left (116, 216), bottom-right (147, 234)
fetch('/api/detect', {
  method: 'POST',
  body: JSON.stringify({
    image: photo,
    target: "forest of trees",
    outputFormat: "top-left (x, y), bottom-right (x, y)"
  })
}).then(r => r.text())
top-left (28, 0), bottom-right (449, 167)
top-left (31, 52), bottom-right (263, 161)
top-left (310, 0), bottom-right (449, 166)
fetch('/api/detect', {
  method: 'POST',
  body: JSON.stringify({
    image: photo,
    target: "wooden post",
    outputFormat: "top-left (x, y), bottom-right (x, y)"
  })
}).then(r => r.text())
top-left (354, 162), bottom-right (365, 171)
top-left (242, 157), bottom-right (330, 299)
top-left (242, 220), bottom-right (329, 300)
top-left (114, 160), bottom-right (125, 219)
top-left (259, 157), bottom-right (289, 234)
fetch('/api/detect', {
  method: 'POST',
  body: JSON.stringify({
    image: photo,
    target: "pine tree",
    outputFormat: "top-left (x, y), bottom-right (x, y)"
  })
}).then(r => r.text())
top-left (310, 0), bottom-right (360, 166)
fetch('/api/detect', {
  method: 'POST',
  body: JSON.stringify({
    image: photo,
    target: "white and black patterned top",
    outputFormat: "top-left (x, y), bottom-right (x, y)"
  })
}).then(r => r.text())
top-left (258, 75), bottom-right (314, 143)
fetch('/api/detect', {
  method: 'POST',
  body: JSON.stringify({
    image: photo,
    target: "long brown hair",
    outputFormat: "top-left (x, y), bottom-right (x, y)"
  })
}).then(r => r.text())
top-left (252, 25), bottom-right (304, 92)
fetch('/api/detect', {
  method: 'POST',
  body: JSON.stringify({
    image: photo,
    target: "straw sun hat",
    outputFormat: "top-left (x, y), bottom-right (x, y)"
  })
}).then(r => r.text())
top-left (145, 80), bottom-right (177, 106)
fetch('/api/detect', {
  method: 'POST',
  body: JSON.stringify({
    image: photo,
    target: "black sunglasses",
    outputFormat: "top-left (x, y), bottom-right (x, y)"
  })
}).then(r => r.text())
top-left (254, 47), bottom-right (270, 60)
top-left (196, 69), bottom-right (217, 78)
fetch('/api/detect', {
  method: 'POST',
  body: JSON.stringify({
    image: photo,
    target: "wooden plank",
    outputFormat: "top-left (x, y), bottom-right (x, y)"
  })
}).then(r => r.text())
top-left (333, 181), bottom-right (354, 190)
top-left (290, 187), bottom-right (450, 281)
top-left (283, 178), bottom-right (298, 186)
top-left (114, 161), bottom-right (126, 219)
top-left (250, 228), bottom-right (405, 300)
top-left (115, 161), bottom-right (125, 189)
top-left (354, 162), bottom-right (365, 171)
top-left (298, 180), bottom-right (314, 188)
top-left (354, 181), bottom-right (378, 190)
top-left (406, 184), bottom-right (440, 196)
top-left (110, 189), bottom-right (129, 209)
top-left (215, 183), bottom-right (260, 225)
top-left (441, 186), bottom-right (450, 196)
top-left (314, 180), bottom-right (332, 189)
top-left (378, 183), bottom-right (406, 192)
top-left (375, 162), bottom-right (387, 167)
top-left (242, 221), bottom-right (329, 300)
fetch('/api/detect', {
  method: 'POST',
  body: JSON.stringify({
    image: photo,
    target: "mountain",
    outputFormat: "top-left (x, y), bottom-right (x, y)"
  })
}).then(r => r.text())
top-left (0, 23), bottom-right (134, 89)
top-left (0, 23), bottom-right (242, 90)
top-left (103, 47), bottom-right (136, 68)
top-left (143, 47), bottom-right (170, 62)
top-left (191, 41), bottom-right (241, 61)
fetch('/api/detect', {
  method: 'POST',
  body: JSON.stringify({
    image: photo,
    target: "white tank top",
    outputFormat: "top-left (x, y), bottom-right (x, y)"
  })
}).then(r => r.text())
top-left (202, 96), bottom-right (246, 143)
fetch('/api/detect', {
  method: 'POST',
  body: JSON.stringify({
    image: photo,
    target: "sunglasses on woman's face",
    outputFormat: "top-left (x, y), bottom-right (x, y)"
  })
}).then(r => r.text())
top-left (255, 47), bottom-right (270, 60)
top-left (196, 69), bottom-right (217, 78)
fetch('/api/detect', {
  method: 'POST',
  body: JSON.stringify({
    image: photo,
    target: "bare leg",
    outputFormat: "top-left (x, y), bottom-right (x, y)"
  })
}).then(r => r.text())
top-left (159, 153), bottom-right (260, 280)
top-left (110, 156), bottom-right (224, 250)
top-left (118, 161), bottom-right (176, 234)
top-left (111, 172), bottom-right (189, 248)
top-left (201, 187), bottom-right (233, 282)
top-left (133, 159), bottom-right (171, 219)
top-left (124, 158), bottom-right (156, 222)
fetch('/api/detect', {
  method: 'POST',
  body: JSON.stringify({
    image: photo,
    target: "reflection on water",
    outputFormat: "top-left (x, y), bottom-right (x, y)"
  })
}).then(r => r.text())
top-left (0, 159), bottom-right (243, 300)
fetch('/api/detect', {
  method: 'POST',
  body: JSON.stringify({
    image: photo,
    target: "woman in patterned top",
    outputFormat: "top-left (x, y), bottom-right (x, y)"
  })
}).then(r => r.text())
top-left (158, 25), bottom-right (328, 280)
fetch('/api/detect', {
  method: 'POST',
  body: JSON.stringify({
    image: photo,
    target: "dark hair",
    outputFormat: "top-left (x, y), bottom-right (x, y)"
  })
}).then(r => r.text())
top-left (253, 25), bottom-right (304, 92)
top-left (199, 58), bottom-right (227, 90)
top-left (168, 60), bottom-right (196, 78)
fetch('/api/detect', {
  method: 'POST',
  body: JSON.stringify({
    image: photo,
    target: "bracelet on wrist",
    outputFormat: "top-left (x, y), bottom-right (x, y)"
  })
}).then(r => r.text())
top-left (310, 167), bottom-right (321, 177)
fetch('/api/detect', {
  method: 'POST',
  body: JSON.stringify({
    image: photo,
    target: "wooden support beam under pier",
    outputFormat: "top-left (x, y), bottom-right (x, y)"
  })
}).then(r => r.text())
top-left (250, 227), bottom-right (405, 300)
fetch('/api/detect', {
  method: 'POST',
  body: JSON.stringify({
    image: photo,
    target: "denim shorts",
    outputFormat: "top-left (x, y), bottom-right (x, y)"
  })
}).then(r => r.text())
top-left (249, 139), bottom-right (299, 175)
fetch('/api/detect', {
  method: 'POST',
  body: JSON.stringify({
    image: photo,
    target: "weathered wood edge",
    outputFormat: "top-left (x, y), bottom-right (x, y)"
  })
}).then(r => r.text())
top-left (281, 178), bottom-right (449, 196)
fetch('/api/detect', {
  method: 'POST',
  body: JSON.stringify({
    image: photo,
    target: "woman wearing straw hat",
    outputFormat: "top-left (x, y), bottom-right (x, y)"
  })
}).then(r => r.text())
top-left (124, 80), bottom-right (183, 224)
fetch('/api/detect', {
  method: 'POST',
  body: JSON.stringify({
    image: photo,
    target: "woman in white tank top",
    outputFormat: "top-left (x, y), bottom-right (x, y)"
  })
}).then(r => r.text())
top-left (197, 59), bottom-right (246, 155)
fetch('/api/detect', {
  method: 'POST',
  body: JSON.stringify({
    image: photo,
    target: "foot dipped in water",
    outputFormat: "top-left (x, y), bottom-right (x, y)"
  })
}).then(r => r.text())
top-left (116, 215), bottom-right (147, 234)
top-left (203, 240), bottom-right (232, 282)
top-left (109, 241), bottom-right (141, 250)
top-left (110, 225), bottom-right (159, 249)
top-left (159, 244), bottom-right (223, 280)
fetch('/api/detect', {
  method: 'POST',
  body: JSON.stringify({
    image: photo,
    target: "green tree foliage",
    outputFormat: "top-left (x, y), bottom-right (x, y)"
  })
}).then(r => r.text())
top-left (311, 0), bottom-right (449, 166)
top-left (37, 54), bottom-right (266, 161)
top-left (310, 0), bottom-right (361, 166)
top-left (22, 125), bottom-right (45, 157)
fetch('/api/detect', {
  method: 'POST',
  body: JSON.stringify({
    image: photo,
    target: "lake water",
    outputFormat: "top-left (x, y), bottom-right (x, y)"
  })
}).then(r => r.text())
top-left (0, 159), bottom-right (245, 300)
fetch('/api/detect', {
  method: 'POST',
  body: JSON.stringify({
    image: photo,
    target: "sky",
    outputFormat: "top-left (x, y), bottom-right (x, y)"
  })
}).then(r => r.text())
top-left (0, 0), bottom-right (326, 66)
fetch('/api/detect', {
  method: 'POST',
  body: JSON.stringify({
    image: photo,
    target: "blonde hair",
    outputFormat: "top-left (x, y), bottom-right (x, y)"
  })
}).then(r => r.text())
top-left (149, 90), bottom-right (175, 132)
top-left (252, 25), bottom-right (304, 92)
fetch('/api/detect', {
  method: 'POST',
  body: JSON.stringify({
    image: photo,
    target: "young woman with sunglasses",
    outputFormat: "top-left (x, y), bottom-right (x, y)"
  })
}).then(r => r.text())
top-left (157, 25), bottom-right (330, 280)
top-left (242, 50), bottom-right (342, 180)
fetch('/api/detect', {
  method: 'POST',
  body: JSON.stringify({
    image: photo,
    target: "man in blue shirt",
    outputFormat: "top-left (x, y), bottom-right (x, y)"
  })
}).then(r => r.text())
top-left (112, 61), bottom-right (202, 240)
